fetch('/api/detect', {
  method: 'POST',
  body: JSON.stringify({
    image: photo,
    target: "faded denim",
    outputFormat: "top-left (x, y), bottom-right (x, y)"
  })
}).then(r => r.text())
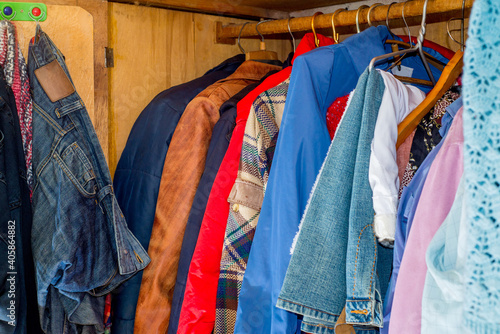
top-left (277, 70), bottom-right (392, 333)
top-left (29, 26), bottom-right (150, 333)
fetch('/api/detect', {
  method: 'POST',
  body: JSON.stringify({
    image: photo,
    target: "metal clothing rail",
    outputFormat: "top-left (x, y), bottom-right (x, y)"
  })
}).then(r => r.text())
top-left (216, 0), bottom-right (473, 44)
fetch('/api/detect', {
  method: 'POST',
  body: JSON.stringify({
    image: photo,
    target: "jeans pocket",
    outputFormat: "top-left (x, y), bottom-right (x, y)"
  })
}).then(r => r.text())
top-left (55, 142), bottom-right (97, 198)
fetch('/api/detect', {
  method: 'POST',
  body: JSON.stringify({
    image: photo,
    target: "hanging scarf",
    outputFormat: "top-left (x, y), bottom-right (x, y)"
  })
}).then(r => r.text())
top-left (0, 20), bottom-right (33, 194)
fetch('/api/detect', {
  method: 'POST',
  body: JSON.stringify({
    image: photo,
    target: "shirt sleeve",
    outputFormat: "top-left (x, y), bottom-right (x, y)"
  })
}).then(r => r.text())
top-left (370, 70), bottom-right (426, 247)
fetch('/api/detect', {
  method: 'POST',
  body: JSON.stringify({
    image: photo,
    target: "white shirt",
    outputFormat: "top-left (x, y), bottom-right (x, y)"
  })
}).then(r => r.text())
top-left (370, 70), bottom-right (426, 247)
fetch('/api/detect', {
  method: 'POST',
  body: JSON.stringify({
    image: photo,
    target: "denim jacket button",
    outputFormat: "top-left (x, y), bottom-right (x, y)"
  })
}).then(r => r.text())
top-left (232, 203), bottom-right (239, 212)
top-left (123, 250), bottom-right (128, 255)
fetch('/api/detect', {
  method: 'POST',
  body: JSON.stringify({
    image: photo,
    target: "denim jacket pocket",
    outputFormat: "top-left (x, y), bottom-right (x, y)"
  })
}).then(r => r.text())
top-left (55, 142), bottom-right (97, 198)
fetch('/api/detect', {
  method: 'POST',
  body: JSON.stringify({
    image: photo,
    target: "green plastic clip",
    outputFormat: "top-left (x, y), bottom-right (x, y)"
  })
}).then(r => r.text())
top-left (0, 2), bottom-right (47, 22)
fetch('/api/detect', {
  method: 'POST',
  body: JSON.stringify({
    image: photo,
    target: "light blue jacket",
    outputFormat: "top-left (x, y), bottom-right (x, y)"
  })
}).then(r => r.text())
top-left (462, 0), bottom-right (500, 331)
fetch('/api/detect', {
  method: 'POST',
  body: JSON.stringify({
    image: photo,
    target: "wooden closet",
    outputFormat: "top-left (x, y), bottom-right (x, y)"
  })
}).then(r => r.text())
top-left (8, 0), bottom-right (471, 174)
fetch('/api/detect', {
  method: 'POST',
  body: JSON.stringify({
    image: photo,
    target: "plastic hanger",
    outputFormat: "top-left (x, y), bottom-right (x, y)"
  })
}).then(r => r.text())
top-left (369, 0), bottom-right (437, 86)
top-left (331, 8), bottom-right (346, 44)
top-left (287, 17), bottom-right (296, 52)
top-left (311, 12), bottom-right (323, 47)
top-left (396, 50), bottom-right (464, 148)
top-left (245, 19), bottom-right (279, 61)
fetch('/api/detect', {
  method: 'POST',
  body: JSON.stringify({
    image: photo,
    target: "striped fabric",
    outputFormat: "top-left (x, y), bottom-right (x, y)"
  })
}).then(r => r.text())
top-left (215, 79), bottom-right (289, 334)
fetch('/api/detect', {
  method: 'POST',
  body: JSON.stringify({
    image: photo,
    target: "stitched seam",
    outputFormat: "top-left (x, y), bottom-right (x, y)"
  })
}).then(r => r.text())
top-left (352, 224), bottom-right (371, 295)
top-left (370, 223), bottom-right (377, 296)
top-left (53, 152), bottom-right (96, 198)
top-left (33, 102), bottom-right (64, 135)
top-left (277, 298), bottom-right (340, 317)
top-left (305, 322), bottom-right (336, 330)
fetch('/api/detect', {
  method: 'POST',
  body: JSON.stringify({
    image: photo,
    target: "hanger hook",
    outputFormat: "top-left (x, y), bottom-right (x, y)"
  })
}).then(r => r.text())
top-left (417, 0), bottom-right (436, 85)
top-left (287, 17), bottom-right (296, 52)
top-left (29, 10), bottom-right (46, 23)
top-left (237, 22), bottom-right (250, 54)
top-left (385, 2), bottom-right (397, 38)
top-left (367, 3), bottom-right (383, 27)
top-left (402, 0), bottom-right (413, 46)
top-left (311, 12), bottom-right (323, 47)
top-left (447, 0), bottom-right (466, 51)
top-left (461, 0), bottom-right (465, 51)
top-left (331, 9), bottom-right (346, 44)
top-left (417, 0), bottom-right (428, 47)
top-left (256, 19), bottom-right (272, 43)
top-left (0, 10), bottom-right (17, 21)
top-left (446, 18), bottom-right (465, 49)
top-left (356, 5), bottom-right (369, 33)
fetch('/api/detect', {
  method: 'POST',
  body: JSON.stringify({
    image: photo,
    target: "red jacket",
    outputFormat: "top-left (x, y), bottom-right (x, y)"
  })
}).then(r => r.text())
top-left (178, 33), bottom-right (335, 334)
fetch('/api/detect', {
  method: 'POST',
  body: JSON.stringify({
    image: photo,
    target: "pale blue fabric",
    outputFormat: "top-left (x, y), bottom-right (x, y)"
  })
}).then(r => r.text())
top-left (439, 97), bottom-right (462, 137)
top-left (421, 176), bottom-right (471, 334)
top-left (462, 0), bottom-right (500, 331)
top-left (235, 25), bottom-right (448, 334)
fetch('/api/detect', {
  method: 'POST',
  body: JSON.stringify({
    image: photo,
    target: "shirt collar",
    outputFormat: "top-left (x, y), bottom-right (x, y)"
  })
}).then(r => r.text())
top-left (446, 97), bottom-right (463, 118)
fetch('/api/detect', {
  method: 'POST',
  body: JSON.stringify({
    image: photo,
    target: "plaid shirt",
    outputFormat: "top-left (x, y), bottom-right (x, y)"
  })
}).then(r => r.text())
top-left (215, 79), bottom-right (289, 333)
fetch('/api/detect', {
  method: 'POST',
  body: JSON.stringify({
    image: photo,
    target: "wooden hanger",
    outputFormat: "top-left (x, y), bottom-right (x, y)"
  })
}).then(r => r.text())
top-left (396, 50), bottom-right (464, 148)
top-left (245, 19), bottom-right (278, 61)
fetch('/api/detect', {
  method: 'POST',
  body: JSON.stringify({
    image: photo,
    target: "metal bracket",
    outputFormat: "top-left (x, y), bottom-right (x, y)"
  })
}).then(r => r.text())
top-left (105, 47), bottom-right (114, 68)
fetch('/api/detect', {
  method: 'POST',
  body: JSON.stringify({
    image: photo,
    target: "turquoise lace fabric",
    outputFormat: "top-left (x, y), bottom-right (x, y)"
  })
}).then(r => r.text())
top-left (463, 0), bottom-right (500, 332)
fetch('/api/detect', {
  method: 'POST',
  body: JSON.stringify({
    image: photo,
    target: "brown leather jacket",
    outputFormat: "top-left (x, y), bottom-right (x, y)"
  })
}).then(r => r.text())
top-left (134, 60), bottom-right (281, 334)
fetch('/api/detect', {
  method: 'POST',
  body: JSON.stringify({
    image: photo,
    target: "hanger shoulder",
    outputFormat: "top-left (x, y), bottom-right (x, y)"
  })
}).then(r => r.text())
top-left (394, 75), bottom-right (433, 86)
top-left (396, 50), bottom-right (464, 148)
top-left (386, 39), bottom-right (446, 71)
top-left (245, 50), bottom-right (279, 61)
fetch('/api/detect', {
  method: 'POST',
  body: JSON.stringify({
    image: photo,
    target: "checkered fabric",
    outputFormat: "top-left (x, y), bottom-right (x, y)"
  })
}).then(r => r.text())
top-left (215, 79), bottom-right (289, 334)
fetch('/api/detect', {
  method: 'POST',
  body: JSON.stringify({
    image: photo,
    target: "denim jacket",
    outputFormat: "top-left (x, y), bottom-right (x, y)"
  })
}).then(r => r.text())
top-left (277, 69), bottom-right (392, 334)
top-left (29, 26), bottom-right (150, 333)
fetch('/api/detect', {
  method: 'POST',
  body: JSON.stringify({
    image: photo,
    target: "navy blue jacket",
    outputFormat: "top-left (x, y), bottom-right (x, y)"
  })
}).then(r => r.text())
top-left (111, 54), bottom-right (245, 334)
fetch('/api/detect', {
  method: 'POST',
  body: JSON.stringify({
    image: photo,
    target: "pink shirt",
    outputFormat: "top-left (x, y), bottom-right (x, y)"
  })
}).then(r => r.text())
top-left (389, 107), bottom-right (464, 333)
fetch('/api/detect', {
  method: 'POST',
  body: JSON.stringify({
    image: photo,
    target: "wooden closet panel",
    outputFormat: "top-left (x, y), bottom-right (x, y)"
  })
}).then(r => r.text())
top-left (108, 3), bottom-right (170, 175)
top-left (108, 2), bottom-right (291, 175)
top-left (16, 6), bottom-right (94, 122)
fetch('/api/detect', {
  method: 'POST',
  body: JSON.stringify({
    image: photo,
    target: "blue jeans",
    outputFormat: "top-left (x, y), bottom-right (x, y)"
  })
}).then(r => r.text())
top-left (29, 25), bottom-right (150, 333)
